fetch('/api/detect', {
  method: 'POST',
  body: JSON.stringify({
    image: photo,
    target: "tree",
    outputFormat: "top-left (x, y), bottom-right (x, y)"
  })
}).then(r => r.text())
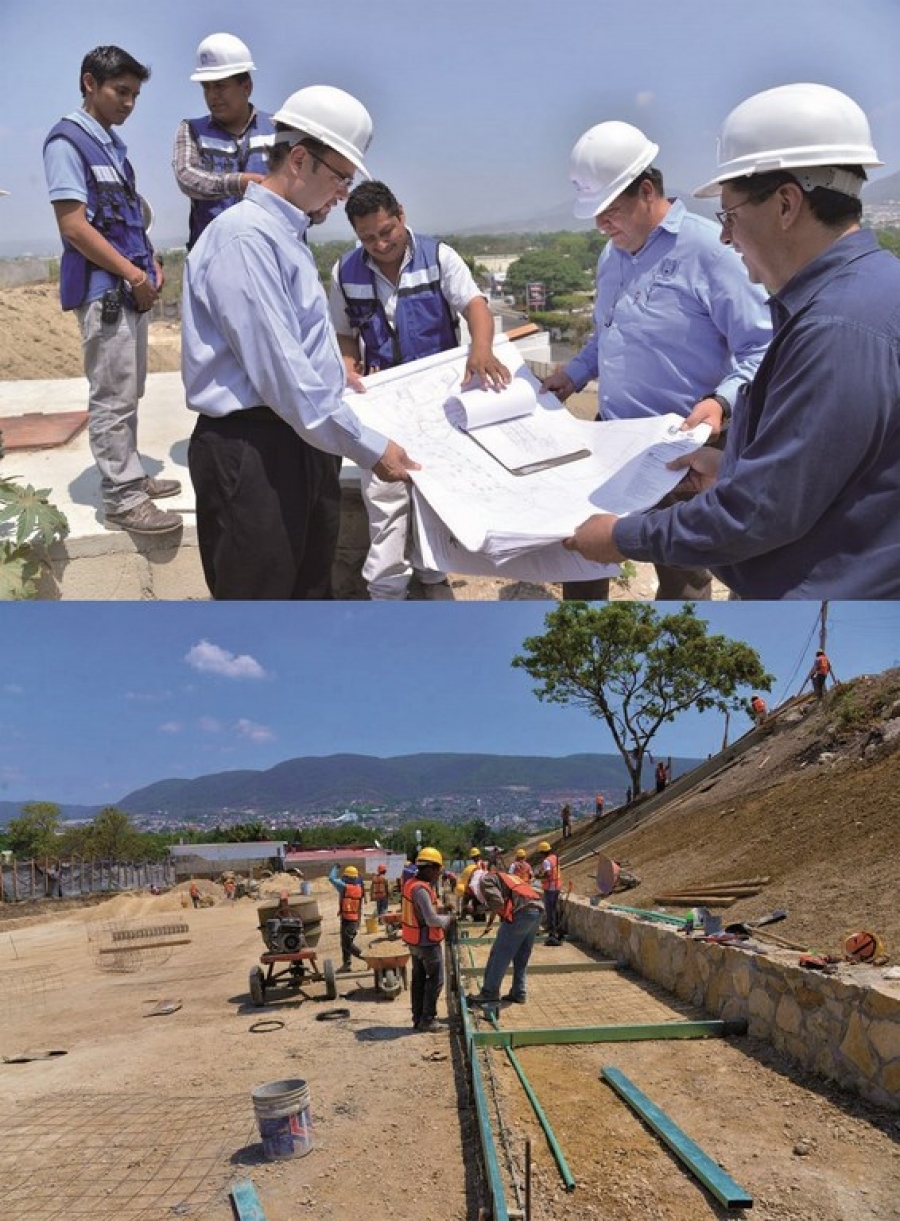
top-left (85, 806), bottom-right (142, 860)
top-left (512, 603), bottom-right (774, 796)
top-left (504, 249), bottom-right (590, 305)
top-left (7, 802), bottom-right (62, 857)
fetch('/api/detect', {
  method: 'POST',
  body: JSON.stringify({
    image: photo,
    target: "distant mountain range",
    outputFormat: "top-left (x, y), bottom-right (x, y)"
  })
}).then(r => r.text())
top-left (0, 752), bottom-right (703, 825)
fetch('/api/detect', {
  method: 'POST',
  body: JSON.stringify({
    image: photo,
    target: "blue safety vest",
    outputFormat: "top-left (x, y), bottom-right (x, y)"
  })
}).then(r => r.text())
top-left (337, 234), bottom-right (459, 373)
top-left (185, 111), bottom-right (275, 248)
top-left (43, 118), bottom-right (154, 311)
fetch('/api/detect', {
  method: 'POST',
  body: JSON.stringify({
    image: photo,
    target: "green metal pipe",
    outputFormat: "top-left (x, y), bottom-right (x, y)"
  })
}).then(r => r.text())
top-left (473, 1019), bottom-right (748, 1049)
top-left (606, 904), bottom-right (690, 927)
top-left (495, 1014), bottom-right (577, 1194)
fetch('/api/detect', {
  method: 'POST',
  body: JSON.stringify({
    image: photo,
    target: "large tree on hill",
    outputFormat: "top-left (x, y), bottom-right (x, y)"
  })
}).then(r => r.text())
top-left (512, 603), bottom-right (774, 797)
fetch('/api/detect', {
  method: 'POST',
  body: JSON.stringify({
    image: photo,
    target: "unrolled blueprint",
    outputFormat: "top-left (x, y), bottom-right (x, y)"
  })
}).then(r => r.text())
top-left (344, 335), bottom-right (710, 582)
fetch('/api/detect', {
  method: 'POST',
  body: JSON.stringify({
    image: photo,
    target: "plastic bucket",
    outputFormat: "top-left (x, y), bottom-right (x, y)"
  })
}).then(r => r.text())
top-left (365, 915), bottom-right (379, 934)
top-left (300, 881), bottom-right (312, 896)
top-left (251, 1078), bottom-right (313, 1160)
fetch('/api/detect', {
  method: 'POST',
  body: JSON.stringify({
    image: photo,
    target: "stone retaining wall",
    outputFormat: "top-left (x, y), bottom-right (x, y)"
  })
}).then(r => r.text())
top-left (565, 897), bottom-right (900, 1111)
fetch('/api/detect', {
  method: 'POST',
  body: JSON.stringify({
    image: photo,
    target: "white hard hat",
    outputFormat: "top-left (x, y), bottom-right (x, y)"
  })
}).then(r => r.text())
top-left (570, 121), bottom-right (659, 219)
top-left (272, 85), bottom-right (373, 179)
top-left (694, 83), bottom-right (882, 198)
top-left (190, 33), bottom-right (256, 82)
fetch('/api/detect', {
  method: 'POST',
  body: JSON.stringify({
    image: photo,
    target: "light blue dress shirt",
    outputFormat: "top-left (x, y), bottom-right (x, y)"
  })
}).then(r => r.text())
top-left (565, 199), bottom-right (772, 419)
top-left (182, 183), bottom-right (389, 468)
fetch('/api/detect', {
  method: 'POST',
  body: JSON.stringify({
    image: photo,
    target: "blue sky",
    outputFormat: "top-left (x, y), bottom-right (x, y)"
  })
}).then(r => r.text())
top-left (2, 0), bottom-right (900, 253)
top-left (1, 602), bottom-right (897, 806)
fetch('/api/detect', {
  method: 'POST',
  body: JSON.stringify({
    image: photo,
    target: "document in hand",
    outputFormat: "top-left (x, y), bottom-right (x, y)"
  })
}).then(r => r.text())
top-left (444, 376), bottom-right (590, 476)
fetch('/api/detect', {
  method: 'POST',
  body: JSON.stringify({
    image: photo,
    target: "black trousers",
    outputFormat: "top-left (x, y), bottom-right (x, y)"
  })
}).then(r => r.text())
top-left (188, 408), bottom-right (341, 600)
top-left (409, 943), bottom-right (444, 1026)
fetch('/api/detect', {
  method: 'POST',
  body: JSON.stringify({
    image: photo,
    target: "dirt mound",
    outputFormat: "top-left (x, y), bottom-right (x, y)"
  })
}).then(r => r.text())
top-left (0, 281), bottom-right (180, 380)
top-left (562, 668), bottom-right (900, 959)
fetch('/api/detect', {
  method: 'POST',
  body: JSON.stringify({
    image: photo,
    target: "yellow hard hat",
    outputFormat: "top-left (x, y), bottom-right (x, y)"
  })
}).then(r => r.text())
top-left (515, 849), bottom-right (526, 859)
top-left (342, 865), bottom-right (359, 877)
top-left (538, 841), bottom-right (552, 853)
top-left (469, 847), bottom-right (481, 858)
top-left (416, 847), bottom-right (443, 868)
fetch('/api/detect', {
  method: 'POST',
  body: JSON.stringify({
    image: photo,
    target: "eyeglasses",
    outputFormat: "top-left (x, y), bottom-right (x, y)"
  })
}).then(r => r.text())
top-left (716, 190), bottom-right (776, 228)
top-left (305, 148), bottom-right (355, 191)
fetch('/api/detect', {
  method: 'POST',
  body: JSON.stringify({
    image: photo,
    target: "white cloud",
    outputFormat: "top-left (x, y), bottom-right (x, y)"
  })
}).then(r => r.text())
top-left (159, 721), bottom-right (183, 734)
top-left (198, 716), bottom-right (223, 733)
top-left (184, 640), bottom-right (267, 680)
top-left (635, 92), bottom-right (655, 109)
top-left (235, 718), bottom-right (275, 743)
top-left (3, 683), bottom-right (24, 695)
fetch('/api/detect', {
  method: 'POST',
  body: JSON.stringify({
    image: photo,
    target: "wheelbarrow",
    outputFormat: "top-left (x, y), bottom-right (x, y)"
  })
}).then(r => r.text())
top-left (380, 911), bottom-right (403, 940)
top-left (362, 948), bottom-right (410, 998)
top-left (249, 948), bottom-right (337, 1007)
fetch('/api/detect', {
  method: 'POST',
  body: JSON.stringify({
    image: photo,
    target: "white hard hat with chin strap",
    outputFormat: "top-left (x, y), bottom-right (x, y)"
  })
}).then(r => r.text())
top-left (570, 121), bottom-right (659, 219)
top-left (272, 85), bottom-right (373, 179)
top-left (191, 33), bottom-right (256, 82)
top-left (694, 82), bottom-right (881, 198)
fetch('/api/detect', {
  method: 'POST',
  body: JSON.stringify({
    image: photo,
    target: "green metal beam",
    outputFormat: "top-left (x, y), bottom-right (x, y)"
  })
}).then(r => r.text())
top-left (231, 1180), bottom-right (267, 1221)
top-left (473, 1019), bottom-right (747, 1049)
top-left (601, 1067), bottom-right (752, 1209)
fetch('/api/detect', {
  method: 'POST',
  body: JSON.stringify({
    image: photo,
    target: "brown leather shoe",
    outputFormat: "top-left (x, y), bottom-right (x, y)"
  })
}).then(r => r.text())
top-left (106, 499), bottom-right (182, 535)
top-left (140, 476), bottom-right (182, 499)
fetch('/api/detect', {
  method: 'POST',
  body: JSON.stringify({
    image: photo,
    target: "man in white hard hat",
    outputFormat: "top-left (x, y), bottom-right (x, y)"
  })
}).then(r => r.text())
top-left (330, 180), bottom-right (511, 600)
top-left (172, 33), bottom-right (275, 250)
top-left (43, 45), bottom-right (182, 537)
top-left (564, 84), bottom-right (900, 599)
top-left (182, 84), bottom-right (418, 599)
top-left (541, 120), bottom-right (771, 602)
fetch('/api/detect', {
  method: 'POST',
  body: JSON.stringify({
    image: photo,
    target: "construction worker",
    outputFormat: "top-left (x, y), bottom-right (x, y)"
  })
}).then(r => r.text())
top-left (189, 878), bottom-right (200, 908)
top-left (182, 83), bottom-right (417, 600)
top-left (509, 849), bottom-right (534, 884)
top-left (466, 863), bottom-right (544, 1014)
top-left (370, 863), bottom-right (391, 917)
top-left (331, 180), bottom-right (511, 600)
top-left (42, 45), bottom-right (182, 537)
top-left (543, 118), bottom-right (771, 601)
top-left (455, 848), bottom-right (482, 918)
top-left (563, 84), bottom-right (900, 599)
top-left (750, 694), bottom-right (768, 726)
top-left (561, 802), bottom-right (572, 839)
top-left (537, 841), bottom-right (562, 946)
top-left (655, 761), bottom-right (669, 794)
top-left (401, 847), bottom-right (455, 1033)
top-left (173, 32), bottom-right (275, 250)
top-left (809, 650), bottom-right (834, 700)
top-left (595, 792), bottom-right (605, 819)
top-left (328, 864), bottom-right (365, 972)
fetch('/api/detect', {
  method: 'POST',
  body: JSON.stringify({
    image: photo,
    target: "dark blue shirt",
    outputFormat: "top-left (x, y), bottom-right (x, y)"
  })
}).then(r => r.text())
top-left (614, 229), bottom-right (900, 598)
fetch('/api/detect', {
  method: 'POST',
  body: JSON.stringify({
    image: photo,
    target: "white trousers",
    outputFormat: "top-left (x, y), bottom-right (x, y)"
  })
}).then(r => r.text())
top-left (360, 470), bottom-right (446, 600)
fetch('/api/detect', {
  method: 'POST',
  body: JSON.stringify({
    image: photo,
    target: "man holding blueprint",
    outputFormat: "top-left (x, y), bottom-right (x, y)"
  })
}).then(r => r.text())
top-left (331, 181), bottom-right (510, 599)
top-left (541, 121), bottom-right (770, 600)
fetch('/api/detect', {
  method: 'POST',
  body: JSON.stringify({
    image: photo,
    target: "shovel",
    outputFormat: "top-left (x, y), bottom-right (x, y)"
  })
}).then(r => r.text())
top-left (724, 907), bottom-right (788, 937)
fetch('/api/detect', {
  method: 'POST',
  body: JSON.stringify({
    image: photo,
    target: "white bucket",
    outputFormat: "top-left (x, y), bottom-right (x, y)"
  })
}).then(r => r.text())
top-left (251, 1078), bottom-right (313, 1160)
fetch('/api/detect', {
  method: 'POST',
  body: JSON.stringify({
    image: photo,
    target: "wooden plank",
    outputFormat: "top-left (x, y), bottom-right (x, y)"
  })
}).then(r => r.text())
top-left (231, 1179), bottom-right (267, 1221)
top-left (601, 1067), bottom-right (752, 1209)
top-left (652, 896), bottom-right (741, 908)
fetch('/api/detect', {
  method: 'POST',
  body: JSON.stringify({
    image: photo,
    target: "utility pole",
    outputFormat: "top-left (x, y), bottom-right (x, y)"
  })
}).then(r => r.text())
top-left (818, 601), bottom-right (829, 653)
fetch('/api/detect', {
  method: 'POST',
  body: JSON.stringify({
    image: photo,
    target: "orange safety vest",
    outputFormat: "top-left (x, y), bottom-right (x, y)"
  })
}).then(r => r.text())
top-left (401, 878), bottom-right (444, 946)
top-left (189, 882), bottom-right (199, 896)
top-left (541, 853), bottom-right (561, 892)
top-left (494, 871), bottom-right (542, 921)
top-left (371, 874), bottom-right (389, 900)
top-left (509, 860), bottom-right (534, 883)
top-left (339, 880), bottom-right (364, 922)
top-left (813, 654), bottom-right (830, 675)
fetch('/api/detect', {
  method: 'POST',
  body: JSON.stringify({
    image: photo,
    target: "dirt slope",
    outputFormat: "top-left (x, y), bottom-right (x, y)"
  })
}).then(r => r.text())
top-left (558, 668), bottom-right (900, 958)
